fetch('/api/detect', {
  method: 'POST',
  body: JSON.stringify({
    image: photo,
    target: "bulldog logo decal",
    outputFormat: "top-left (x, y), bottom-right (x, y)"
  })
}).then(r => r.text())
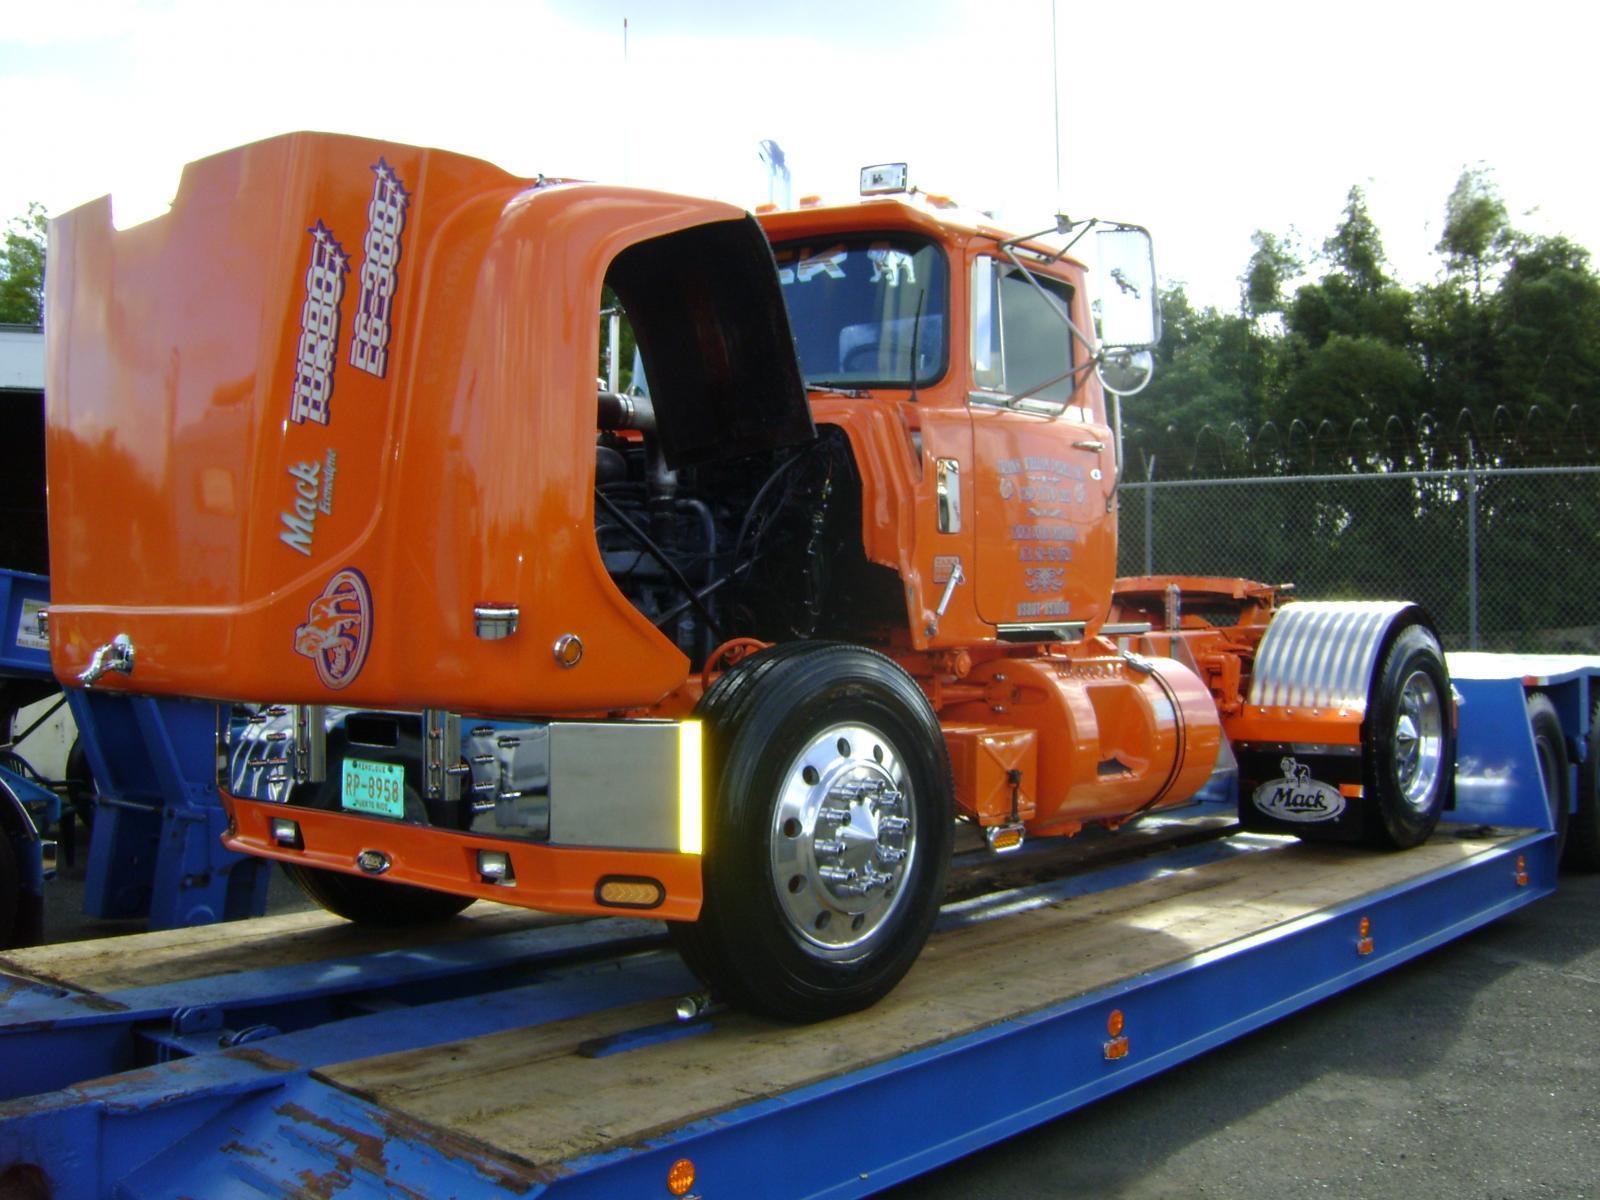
top-left (293, 566), bottom-right (372, 689)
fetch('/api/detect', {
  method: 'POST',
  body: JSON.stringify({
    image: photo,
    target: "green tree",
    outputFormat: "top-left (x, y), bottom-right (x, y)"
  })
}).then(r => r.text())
top-left (1130, 284), bottom-right (1280, 474)
top-left (1125, 171), bottom-right (1600, 476)
top-left (1437, 167), bottom-right (1510, 299)
top-left (0, 203), bottom-right (47, 325)
top-left (1323, 186), bottom-right (1388, 293)
top-left (1492, 233), bottom-right (1600, 417)
top-left (1240, 229), bottom-right (1301, 319)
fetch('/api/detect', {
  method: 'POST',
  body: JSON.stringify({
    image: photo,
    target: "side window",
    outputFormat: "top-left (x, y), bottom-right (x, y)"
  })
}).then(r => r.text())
top-left (970, 258), bottom-right (1079, 407)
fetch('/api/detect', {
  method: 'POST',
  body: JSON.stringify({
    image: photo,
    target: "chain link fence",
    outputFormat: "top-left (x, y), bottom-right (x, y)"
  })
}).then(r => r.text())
top-left (1118, 465), bottom-right (1600, 653)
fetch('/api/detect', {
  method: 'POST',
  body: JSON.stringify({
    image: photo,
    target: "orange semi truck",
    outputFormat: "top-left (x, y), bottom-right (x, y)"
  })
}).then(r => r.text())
top-left (43, 133), bottom-right (1453, 1021)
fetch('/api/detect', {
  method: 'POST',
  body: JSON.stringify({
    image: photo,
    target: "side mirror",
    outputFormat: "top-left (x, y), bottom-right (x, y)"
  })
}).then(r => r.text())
top-left (1093, 225), bottom-right (1160, 396)
top-left (1097, 348), bottom-right (1154, 396)
top-left (1094, 226), bottom-right (1160, 350)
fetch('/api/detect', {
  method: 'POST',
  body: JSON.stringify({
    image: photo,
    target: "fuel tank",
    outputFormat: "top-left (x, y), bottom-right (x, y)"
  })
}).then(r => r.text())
top-left (942, 651), bottom-right (1223, 833)
top-left (45, 132), bottom-right (808, 714)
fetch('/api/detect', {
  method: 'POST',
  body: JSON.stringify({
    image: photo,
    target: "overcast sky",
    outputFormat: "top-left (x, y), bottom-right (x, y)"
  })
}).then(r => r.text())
top-left (3, 0), bottom-right (1595, 310)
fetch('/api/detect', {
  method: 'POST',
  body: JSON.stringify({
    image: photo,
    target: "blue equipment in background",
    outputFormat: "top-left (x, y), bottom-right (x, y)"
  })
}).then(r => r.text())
top-left (0, 568), bottom-right (270, 947)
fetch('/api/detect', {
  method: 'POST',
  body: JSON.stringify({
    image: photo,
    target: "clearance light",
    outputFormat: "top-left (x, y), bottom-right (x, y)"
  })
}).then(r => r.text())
top-left (859, 162), bottom-right (908, 195)
top-left (270, 818), bottom-right (303, 848)
top-left (1104, 1009), bottom-right (1129, 1061)
top-left (596, 877), bottom-right (665, 909)
top-left (678, 720), bottom-right (703, 855)
top-left (1515, 855), bottom-right (1529, 887)
top-left (667, 1158), bottom-right (696, 1197)
top-left (1357, 916), bottom-right (1374, 956)
top-left (477, 850), bottom-right (516, 885)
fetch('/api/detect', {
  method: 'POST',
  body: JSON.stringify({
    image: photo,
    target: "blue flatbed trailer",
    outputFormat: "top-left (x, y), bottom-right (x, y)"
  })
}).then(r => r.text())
top-left (0, 654), bottom-right (1593, 1199)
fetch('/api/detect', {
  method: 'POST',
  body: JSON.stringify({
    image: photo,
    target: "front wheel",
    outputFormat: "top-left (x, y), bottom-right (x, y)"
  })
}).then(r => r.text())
top-left (281, 862), bottom-right (474, 926)
top-left (1362, 622), bottom-right (1454, 849)
top-left (670, 642), bottom-right (953, 1022)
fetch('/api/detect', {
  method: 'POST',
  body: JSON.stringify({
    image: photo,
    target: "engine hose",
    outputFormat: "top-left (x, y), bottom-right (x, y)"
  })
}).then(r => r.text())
top-left (594, 489), bottom-right (725, 642)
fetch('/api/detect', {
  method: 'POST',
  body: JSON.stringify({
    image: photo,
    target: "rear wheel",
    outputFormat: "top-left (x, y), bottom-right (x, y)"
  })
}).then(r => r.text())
top-left (281, 862), bottom-right (473, 926)
top-left (1362, 622), bottom-right (1453, 849)
top-left (1563, 701), bottom-right (1600, 872)
top-left (670, 642), bottom-right (953, 1022)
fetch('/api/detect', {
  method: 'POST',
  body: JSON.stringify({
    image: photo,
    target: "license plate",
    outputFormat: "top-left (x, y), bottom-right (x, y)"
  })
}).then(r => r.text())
top-left (341, 758), bottom-right (406, 818)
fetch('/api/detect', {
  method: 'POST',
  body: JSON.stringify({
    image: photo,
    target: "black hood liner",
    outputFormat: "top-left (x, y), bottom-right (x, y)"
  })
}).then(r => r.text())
top-left (606, 215), bottom-right (814, 468)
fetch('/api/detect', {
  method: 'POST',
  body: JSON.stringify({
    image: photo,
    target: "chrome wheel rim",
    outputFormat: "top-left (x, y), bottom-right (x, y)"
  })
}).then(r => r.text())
top-left (1393, 669), bottom-right (1445, 811)
top-left (770, 722), bottom-right (917, 955)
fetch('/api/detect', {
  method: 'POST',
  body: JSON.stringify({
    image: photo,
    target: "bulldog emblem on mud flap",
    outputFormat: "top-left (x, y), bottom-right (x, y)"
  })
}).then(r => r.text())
top-left (293, 566), bottom-right (372, 689)
top-left (1251, 757), bottom-right (1346, 823)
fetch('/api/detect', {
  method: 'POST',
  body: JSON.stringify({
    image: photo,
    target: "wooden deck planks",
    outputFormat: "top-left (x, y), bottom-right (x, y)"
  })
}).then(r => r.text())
top-left (320, 831), bottom-right (1512, 1169)
top-left (0, 902), bottom-right (568, 994)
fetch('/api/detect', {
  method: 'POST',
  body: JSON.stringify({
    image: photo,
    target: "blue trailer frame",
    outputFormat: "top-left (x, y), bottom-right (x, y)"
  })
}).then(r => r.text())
top-left (0, 657), bottom-right (1593, 1198)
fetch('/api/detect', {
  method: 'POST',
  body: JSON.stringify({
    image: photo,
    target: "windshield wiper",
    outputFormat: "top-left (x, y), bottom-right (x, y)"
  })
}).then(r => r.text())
top-left (805, 381), bottom-right (870, 397)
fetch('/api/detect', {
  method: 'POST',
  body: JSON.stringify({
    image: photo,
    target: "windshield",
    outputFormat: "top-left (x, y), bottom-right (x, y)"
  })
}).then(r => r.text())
top-left (771, 235), bottom-right (947, 388)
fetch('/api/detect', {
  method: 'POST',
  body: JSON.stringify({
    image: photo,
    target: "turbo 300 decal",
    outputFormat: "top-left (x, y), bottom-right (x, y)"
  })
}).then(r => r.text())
top-left (289, 221), bottom-right (351, 425)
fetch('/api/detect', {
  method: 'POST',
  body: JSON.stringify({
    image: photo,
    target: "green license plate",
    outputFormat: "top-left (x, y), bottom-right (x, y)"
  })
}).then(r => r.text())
top-left (341, 758), bottom-right (406, 818)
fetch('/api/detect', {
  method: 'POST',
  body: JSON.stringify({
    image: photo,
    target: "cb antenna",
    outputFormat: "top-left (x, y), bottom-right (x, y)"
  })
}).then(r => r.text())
top-left (1051, 0), bottom-right (1062, 207)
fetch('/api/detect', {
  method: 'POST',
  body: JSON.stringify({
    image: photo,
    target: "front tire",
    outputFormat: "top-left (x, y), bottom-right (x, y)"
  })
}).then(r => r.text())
top-left (670, 642), bottom-right (953, 1022)
top-left (1362, 622), bottom-right (1453, 849)
top-left (281, 862), bottom-right (473, 926)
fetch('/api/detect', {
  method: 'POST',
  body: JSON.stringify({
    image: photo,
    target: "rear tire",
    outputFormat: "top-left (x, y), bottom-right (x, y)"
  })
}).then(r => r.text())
top-left (281, 862), bottom-right (473, 926)
top-left (1362, 622), bottom-right (1453, 849)
top-left (1563, 701), bottom-right (1600, 872)
top-left (1526, 694), bottom-right (1570, 862)
top-left (670, 642), bottom-right (953, 1022)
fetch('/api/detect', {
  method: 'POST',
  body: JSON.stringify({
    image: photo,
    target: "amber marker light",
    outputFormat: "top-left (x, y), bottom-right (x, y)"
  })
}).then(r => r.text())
top-left (596, 877), bottom-right (665, 908)
top-left (1104, 1009), bottom-right (1129, 1061)
top-left (667, 1157), bottom-right (696, 1196)
top-left (1357, 916), bottom-right (1374, 956)
top-left (1515, 855), bottom-right (1529, 886)
top-left (987, 825), bottom-right (1024, 852)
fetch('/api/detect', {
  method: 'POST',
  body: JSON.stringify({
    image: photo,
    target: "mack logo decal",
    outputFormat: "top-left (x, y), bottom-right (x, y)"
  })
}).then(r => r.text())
top-left (350, 158), bottom-right (410, 378)
top-left (1252, 757), bottom-right (1346, 823)
top-left (293, 566), bottom-right (372, 690)
top-left (290, 220), bottom-right (351, 425)
top-left (279, 450), bottom-right (338, 555)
